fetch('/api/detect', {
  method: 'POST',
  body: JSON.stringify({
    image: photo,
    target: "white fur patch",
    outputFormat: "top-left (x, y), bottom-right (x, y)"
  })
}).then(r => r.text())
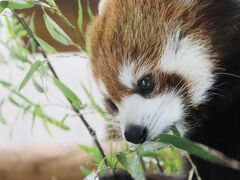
top-left (98, 0), bottom-right (108, 13)
top-left (97, 79), bottom-right (109, 96)
top-left (117, 92), bottom-right (186, 140)
top-left (118, 61), bottom-right (135, 89)
top-left (159, 32), bottom-right (215, 105)
top-left (118, 61), bottom-right (151, 89)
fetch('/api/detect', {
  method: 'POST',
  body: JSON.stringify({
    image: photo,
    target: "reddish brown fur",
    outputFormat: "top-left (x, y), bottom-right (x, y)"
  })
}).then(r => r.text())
top-left (88, 0), bottom-right (222, 102)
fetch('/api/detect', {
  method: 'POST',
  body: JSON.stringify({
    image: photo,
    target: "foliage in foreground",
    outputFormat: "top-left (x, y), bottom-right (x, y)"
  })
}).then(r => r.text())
top-left (0, 1), bottom-right (240, 180)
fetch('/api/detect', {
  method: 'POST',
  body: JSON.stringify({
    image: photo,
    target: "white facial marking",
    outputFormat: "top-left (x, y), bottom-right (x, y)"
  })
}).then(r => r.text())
top-left (98, 0), bottom-right (108, 13)
top-left (118, 61), bottom-right (135, 89)
top-left (97, 79), bottom-right (109, 96)
top-left (118, 61), bottom-right (151, 89)
top-left (118, 92), bottom-right (186, 140)
top-left (160, 32), bottom-right (215, 105)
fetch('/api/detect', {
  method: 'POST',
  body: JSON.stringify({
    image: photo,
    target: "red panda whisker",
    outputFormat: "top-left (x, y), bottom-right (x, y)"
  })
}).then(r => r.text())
top-left (217, 72), bottom-right (240, 79)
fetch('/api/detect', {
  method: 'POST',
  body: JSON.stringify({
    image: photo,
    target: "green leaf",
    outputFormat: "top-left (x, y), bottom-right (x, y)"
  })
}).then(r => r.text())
top-left (116, 152), bottom-right (128, 168)
top-left (77, 0), bottom-right (84, 33)
top-left (44, 0), bottom-right (57, 7)
top-left (34, 105), bottom-right (51, 134)
top-left (32, 79), bottom-right (45, 93)
top-left (19, 60), bottom-right (42, 91)
top-left (0, 80), bottom-right (12, 88)
top-left (128, 153), bottom-right (146, 180)
top-left (0, 1), bottom-right (8, 13)
top-left (8, 97), bottom-right (22, 107)
top-left (81, 167), bottom-right (91, 177)
top-left (87, 4), bottom-right (95, 22)
top-left (0, 100), bottom-right (6, 124)
top-left (43, 13), bottom-right (72, 45)
top-left (79, 145), bottom-right (103, 165)
top-left (34, 105), bottom-right (70, 132)
top-left (171, 125), bottom-right (181, 137)
top-left (138, 141), bottom-right (164, 158)
top-left (12, 90), bottom-right (33, 105)
top-left (0, 113), bottom-right (6, 124)
top-left (158, 134), bottom-right (226, 166)
top-left (82, 84), bottom-right (108, 120)
top-left (35, 35), bottom-right (57, 54)
top-left (54, 79), bottom-right (84, 110)
top-left (8, 1), bottom-right (35, 10)
top-left (29, 12), bottom-right (37, 53)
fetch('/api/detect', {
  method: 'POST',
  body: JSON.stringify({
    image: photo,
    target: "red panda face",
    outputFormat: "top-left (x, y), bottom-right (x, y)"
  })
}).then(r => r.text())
top-left (88, 0), bottom-right (221, 144)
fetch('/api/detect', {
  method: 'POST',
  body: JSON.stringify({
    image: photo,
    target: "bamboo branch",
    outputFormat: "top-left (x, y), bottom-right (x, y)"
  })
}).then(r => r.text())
top-left (11, 10), bottom-right (108, 167)
top-left (185, 153), bottom-right (201, 180)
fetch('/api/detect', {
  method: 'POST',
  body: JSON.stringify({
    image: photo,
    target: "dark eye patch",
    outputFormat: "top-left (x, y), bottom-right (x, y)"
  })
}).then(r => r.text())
top-left (136, 74), bottom-right (155, 96)
top-left (104, 98), bottom-right (119, 115)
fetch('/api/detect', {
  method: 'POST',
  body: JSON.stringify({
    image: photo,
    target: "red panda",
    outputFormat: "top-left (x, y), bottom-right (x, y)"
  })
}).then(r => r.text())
top-left (87, 0), bottom-right (240, 179)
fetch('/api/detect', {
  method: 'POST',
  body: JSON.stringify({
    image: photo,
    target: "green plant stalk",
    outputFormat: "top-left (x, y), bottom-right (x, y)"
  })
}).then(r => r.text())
top-left (11, 10), bottom-right (108, 167)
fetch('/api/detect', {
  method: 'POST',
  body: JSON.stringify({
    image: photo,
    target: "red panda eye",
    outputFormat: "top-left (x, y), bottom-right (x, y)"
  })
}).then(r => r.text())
top-left (105, 98), bottom-right (119, 115)
top-left (137, 74), bottom-right (155, 95)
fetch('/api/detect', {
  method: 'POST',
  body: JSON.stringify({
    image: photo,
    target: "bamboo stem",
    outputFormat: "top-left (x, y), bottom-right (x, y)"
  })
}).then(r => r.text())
top-left (12, 10), bottom-right (108, 167)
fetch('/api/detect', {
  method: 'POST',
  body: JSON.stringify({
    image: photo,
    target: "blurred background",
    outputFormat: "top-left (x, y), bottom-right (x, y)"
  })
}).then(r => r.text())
top-left (0, 1), bottom-right (111, 180)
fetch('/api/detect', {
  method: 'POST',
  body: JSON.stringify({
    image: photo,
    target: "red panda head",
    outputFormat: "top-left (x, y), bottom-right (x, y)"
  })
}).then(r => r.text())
top-left (88, 0), bottom-right (231, 144)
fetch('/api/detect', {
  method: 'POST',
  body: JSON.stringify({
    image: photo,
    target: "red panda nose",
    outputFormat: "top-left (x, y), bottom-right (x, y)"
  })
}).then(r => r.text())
top-left (124, 125), bottom-right (148, 144)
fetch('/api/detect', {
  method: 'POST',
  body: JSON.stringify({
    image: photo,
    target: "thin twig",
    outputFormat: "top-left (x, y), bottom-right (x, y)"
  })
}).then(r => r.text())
top-left (155, 158), bottom-right (164, 173)
top-left (11, 10), bottom-right (108, 166)
top-left (185, 153), bottom-right (202, 180)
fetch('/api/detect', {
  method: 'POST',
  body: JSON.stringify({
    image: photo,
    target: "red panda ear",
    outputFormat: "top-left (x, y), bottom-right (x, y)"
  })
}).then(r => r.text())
top-left (98, 0), bottom-right (108, 14)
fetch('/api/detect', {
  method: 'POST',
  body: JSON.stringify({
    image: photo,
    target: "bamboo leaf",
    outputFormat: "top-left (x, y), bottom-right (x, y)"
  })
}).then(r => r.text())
top-left (32, 78), bottom-right (45, 93)
top-left (44, 0), bottom-right (57, 7)
top-left (54, 79), bottom-right (84, 110)
top-left (82, 84), bottom-right (108, 120)
top-left (8, 97), bottom-right (22, 107)
top-left (34, 105), bottom-right (51, 135)
top-left (79, 145), bottom-right (103, 164)
top-left (0, 113), bottom-right (6, 124)
top-left (116, 152), bottom-right (129, 168)
top-left (19, 60), bottom-right (42, 91)
top-left (35, 35), bottom-right (57, 53)
top-left (34, 105), bottom-right (70, 132)
top-left (77, 0), bottom-right (84, 33)
top-left (171, 125), bottom-right (181, 137)
top-left (0, 80), bottom-right (12, 88)
top-left (138, 141), bottom-right (164, 158)
top-left (128, 153), bottom-right (146, 180)
top-left (158, 134), bottom-right (240, 170)
top-left (87, 4), bottom-right (95, 22)
top-left (8, 1), bottom-right (35, 9)
top-left (43, 13), bottom-right (72, 45)
top-left (0, 1), bottom-right (8, 13)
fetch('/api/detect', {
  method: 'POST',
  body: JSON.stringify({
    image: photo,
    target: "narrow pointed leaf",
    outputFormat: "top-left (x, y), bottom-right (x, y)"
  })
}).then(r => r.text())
top-left (0, 1), bottom-right (8, 13)
top-left (128, 153), bottom-right (146, 180)
top-left (0, 113), bottom-right (6, 124)
top-left (32, 79), bottom-right (45, 93)
top-left (116, 152), bottom-right (128, 168)
top-left (8, 1), bottom-right (35, 9)
top-left (158, 134), bottom-right (240, 170)
top-left (19, 60), bottom-right (42, 91)
top-left (0, 80), bottom-right (11, 88)
top-left (77, 0), bottom-right (84, 33)
top-left (82, 84), bottom-right (108, 120)
top-left (54, 79), bottom-right (84, 110)
top-left (87, 5), bottom-right (95, 22)
top-left (35, 35), bottom-right (57, 53)
top-left (43, 13), bottom-right (72, 45)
